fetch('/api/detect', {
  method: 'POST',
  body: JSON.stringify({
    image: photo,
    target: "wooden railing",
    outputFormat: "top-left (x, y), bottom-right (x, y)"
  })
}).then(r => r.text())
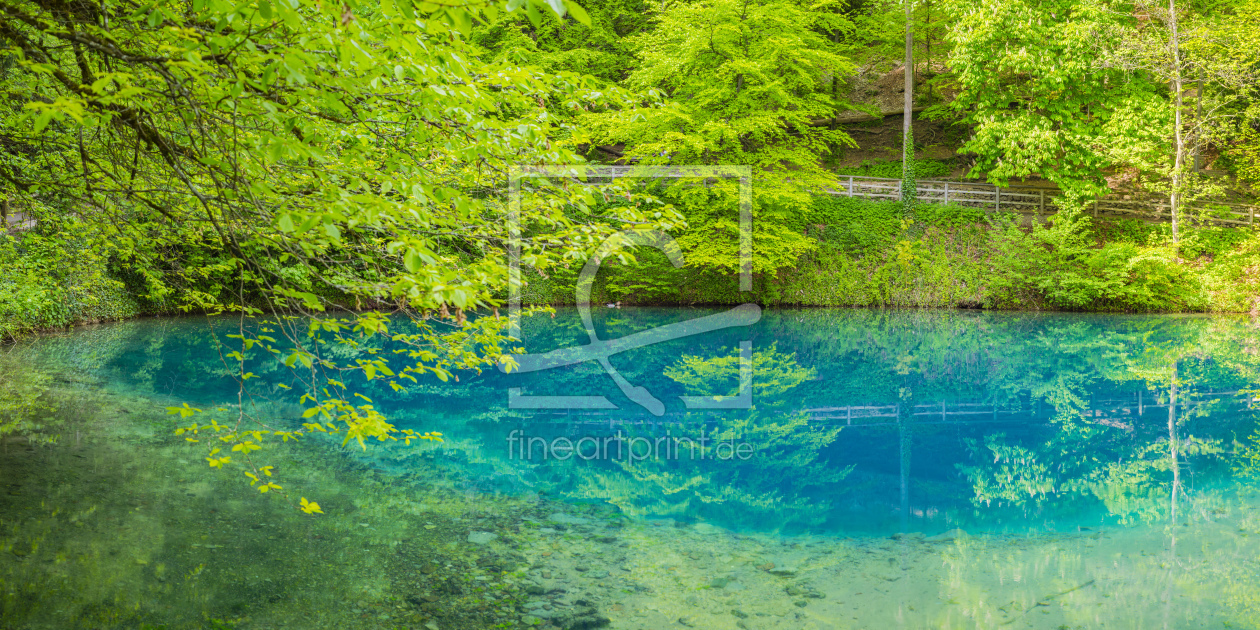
top-left (828, 176), bottom-right (1259, 227)
top-left (2, 176), bottom-right (1254, 234)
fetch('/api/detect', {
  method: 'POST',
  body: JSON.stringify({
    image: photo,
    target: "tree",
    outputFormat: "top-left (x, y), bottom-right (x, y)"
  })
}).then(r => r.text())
top-left (579, 0), bottom-right (860, 275)
top-left (1179, 1), bottom-right (1260, 195)
top-left (472, 0), bottom-right (652, 84)
top-left (902, 0), bottom-right (916, 215)
top-left (1090, 0), bottom-right (1260, 241)
top-left (0, 0), bottom-right (678, 504)
top-left (1100, 0), bottom-right (1197, 241)
top-left (1168, 0), bottom-right (1187, 240)
top-left (940, 0), bottom-right (1170, 204)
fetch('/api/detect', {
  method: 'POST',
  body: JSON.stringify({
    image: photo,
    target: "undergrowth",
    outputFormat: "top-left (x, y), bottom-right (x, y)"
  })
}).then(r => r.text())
top-left (523, 197), bottom-right (1260, 313)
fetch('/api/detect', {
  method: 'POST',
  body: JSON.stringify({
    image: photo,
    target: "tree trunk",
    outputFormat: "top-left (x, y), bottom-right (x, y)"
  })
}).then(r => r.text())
top-left (902, 0), bottom-right (915, 211)
top-left (1168, 361), bottom-right (1180, 523)
top-left (903, 0), bottom-right (914, 148)
top-left (1169, 0), bottom-right (1184, 243)
top-left (925, 0), bottom-right (931, 102)
top-left (898, 401), bottom-right (912, 533)
top-left (1193, 69), bottom-right (1203, 171)
top-left (831, 30), bottom-right (841, 130)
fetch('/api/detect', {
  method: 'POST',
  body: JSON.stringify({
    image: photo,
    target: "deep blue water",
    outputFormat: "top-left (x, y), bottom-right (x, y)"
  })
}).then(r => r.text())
top-left (77, 308), bottom-right (1260, 537)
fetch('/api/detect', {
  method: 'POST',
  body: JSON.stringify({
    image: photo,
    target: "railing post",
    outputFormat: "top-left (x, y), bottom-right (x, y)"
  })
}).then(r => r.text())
top-left (1252, 205), bottom-right (1256, 227)
top-left (995, 187), bottom-right (1000, 212)
top-left (1093, 200), bottom-right (1099, 218)
top-left (848, 176), bottom-right (854, 197)
top-left (944, 182), bottom-right (950, 204)
top-left (1039, 189), bottom-right (1045, 213)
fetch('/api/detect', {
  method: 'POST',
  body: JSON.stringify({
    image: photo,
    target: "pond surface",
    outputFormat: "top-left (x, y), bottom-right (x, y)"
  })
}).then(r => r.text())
top-left (3, 308), bottom-right (1260, 629)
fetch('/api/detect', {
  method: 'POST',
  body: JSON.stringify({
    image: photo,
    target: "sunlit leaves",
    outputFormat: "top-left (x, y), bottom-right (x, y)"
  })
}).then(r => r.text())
top-left (206, 448), bottom-right (233, 468)
top-left (299, 497), bottom-right (324, 514)
top-left (231, 441), bottom-right (262, 453)
top-left (580, 0), bottom-right (859, 273)
top-left (167, 403), bottom-right (203, 419)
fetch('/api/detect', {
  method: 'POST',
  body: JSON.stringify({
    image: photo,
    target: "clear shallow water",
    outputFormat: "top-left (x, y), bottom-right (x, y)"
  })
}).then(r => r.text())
top-left (4, 309), bottom-right (1260, 629)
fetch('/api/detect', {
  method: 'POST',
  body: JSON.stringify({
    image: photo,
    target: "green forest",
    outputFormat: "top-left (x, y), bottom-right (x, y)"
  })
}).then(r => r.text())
top-left (2, 0), bottom-right (1260, 340)
top-left (5, 3), bottom-right (1260, 626)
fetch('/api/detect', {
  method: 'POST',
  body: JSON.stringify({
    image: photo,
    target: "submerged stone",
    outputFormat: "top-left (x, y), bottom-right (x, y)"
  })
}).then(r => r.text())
top-left (549, 513), bottom-right (592, 526)
top-left (468, 531), bottom-right (499, 545)
top-left (927, 528), bottom-right (969, 543)
top-left (552, 604), bottom-right (610, 629)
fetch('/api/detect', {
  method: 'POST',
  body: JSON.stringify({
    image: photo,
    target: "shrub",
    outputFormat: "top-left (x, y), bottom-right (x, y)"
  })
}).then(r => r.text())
top-left (803, 196), bottom-right (904, 255)
top-left (0, 230), bottom-right (140, 339)
top-left (987, 210), bottom-right (1205, 311)
top-left (914, 203), bottom-right (989, 228)
top-left (1202, 230), bottom-right (1260, 312)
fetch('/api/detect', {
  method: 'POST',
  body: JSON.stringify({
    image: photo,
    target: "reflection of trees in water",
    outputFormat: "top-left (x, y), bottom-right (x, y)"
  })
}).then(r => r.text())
top-left (1, 323), bottom-right (145, 444)
top-left (361, 343), bottom-right (845, 532)
top-left (16, 310), bottom-right (1260, 535)
top-left (954, 317), bottom-right (1260, 527)
top-left (560, 411), bottom-right (848, 531)
top-left (560, 347), bottom-right (846, 531)
top-left (663, 343), bottom-right (814, 399)
top-left (0, 350), bottom-right (58, 445)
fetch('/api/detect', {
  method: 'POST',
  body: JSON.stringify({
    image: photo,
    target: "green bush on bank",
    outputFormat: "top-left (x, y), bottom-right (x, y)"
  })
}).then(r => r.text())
top-left (1202, 235), bottom-right (1260, 313)
top-left (1, 213), bottom-right (419, 340)
top-left (0, 230), bottom-right (140, 339)
top-left (523, 196), bottom-right (1260, 313)
top-left (986, 212), bottom-right (1202, 311)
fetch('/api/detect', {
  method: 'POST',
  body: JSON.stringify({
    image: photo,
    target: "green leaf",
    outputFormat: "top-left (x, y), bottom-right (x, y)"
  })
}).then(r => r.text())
top-left (564, 0), bottom-right (589, 25)
top-left (447, 7), bottom-right (472, 36)
top-left (404, 249), bottom-right (422, 273)
top-left (524, 0), bottom-right (542, 27)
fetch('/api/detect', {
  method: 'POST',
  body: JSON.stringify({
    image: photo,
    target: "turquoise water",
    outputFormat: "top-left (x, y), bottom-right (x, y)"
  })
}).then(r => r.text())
top-left (4, 309), bottom-right (1260, 629)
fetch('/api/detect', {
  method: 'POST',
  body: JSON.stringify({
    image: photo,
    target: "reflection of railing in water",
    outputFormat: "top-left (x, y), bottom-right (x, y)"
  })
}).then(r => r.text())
top-left (518, 389), bottom-right (1256, 428)
top-left (805, 389), bottom-right (1253, 429)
